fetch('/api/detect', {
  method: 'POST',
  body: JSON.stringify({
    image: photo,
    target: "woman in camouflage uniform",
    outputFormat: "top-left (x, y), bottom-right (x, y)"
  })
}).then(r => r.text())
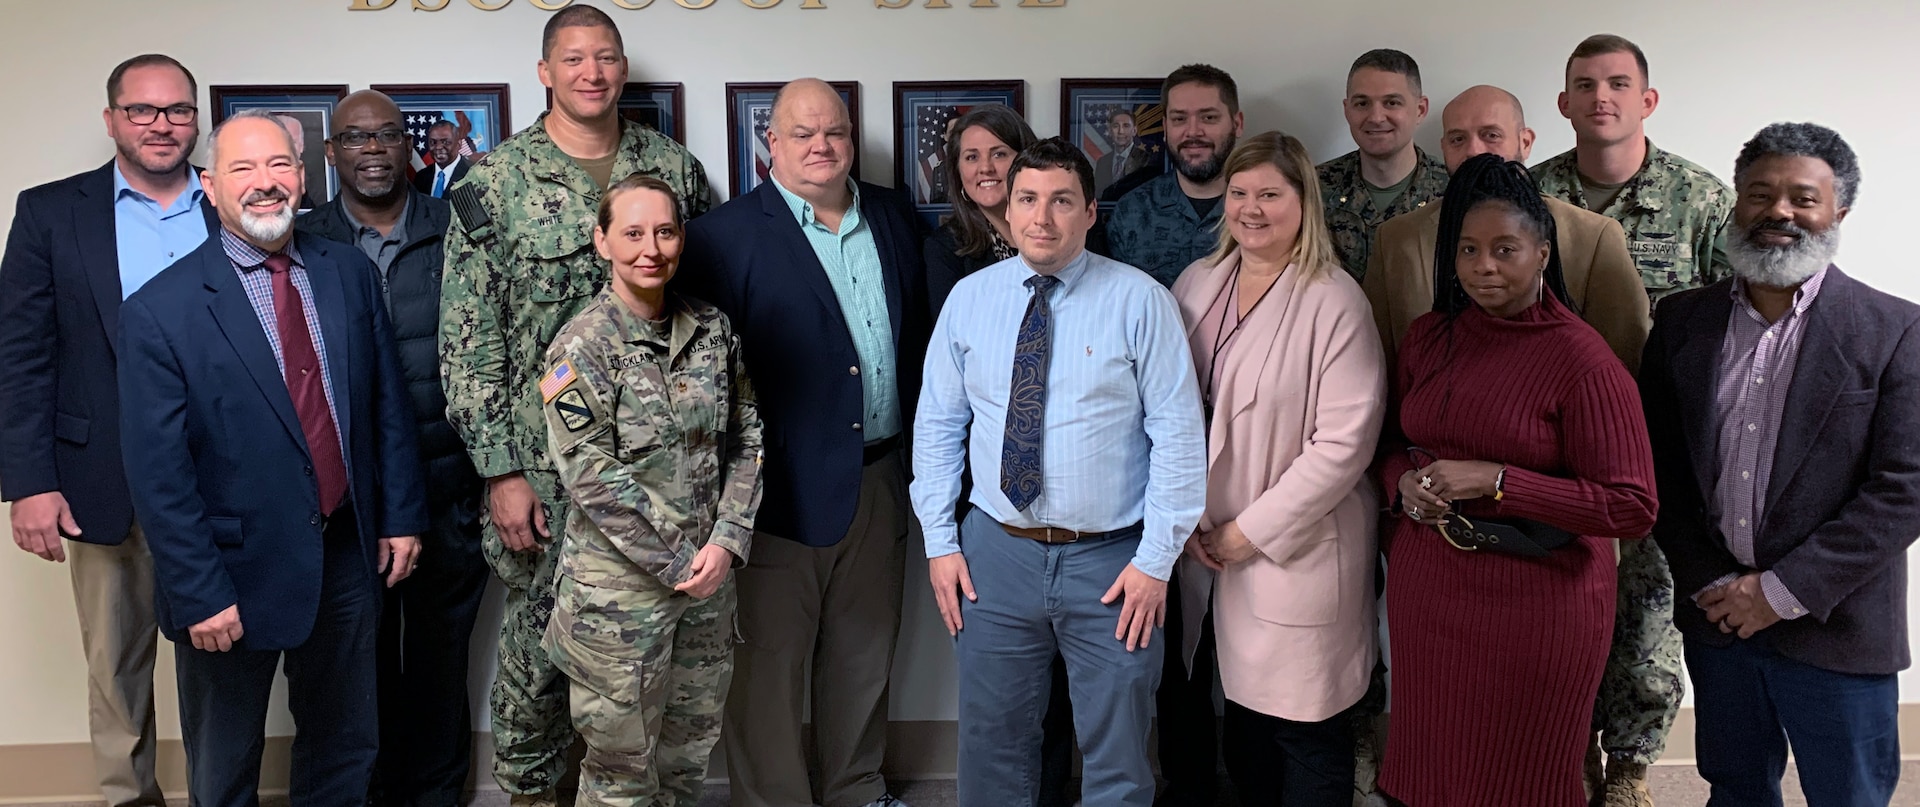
top-left (539, 175), bottom-right (764, 807)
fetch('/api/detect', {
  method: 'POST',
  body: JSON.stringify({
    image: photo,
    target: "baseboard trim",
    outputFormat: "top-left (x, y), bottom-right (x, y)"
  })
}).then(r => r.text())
top-left (4, 707), bottom-right (1917, 803)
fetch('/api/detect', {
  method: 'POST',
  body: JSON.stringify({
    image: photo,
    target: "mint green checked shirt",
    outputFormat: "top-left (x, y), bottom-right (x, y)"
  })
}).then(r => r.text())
top-left (772, 178), bottom-right (900, 440)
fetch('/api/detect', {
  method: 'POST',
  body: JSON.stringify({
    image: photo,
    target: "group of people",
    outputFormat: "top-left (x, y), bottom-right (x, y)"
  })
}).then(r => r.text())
top-left (2, 6), bottom-right (1914, 807)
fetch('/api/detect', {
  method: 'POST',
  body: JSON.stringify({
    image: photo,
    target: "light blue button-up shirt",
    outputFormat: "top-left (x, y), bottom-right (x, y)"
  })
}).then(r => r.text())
top-left (910, 248), bottom-right (1207, 580)
top-left (113, 164), bottom-right (207, 299)
top-left (772, 177), bottom-right (900, 440)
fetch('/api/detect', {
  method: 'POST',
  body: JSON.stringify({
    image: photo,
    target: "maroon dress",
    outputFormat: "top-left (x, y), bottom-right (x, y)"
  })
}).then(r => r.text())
top-left (1375, 295), bottom-right (1656, 807)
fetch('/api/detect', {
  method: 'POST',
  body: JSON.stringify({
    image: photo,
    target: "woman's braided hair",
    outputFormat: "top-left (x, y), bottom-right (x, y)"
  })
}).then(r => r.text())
top-left (1430, 153), bottom-right (1573, 316)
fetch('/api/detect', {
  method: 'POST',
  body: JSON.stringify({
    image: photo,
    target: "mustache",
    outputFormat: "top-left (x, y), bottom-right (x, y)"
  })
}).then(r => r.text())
top-left (241, 188), bottom-right (290, 205)
top-left (1746, 218), bottom-right (1809, 240)
top-left (1178, 138), bottom-right (1216, 151)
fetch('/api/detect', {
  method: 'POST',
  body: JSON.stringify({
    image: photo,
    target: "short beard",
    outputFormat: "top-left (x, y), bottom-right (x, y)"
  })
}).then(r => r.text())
top-left (351, 175), bottom-right (397, 198)
top-left (240, 205), bottom-right (295, 244)
top-left (1174, 134), bottom-right (1236, 184)
top-left (1727, 219), bottom-right (1839, 289)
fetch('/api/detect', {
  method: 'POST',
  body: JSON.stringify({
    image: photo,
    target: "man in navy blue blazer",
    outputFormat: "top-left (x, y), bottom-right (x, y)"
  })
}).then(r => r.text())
top-left (0, 54), bottom-right (214, 807)
top-left (679, 78), bottom-right (929, 807)
top-left (118, 109), bottom-right (427, 807)
top-left (1642, 123), bottom-right (1920, 806)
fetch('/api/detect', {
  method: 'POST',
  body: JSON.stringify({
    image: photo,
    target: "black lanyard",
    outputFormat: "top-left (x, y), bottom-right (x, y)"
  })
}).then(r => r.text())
top-left (1202, 264), bottom-right (1280, 420)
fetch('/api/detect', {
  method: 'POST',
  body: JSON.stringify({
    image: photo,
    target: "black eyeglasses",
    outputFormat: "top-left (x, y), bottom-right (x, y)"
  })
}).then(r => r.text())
top-left (332, 129), bottom-right (409, 150)
top-left (118, 104), bottom-right (197, 126)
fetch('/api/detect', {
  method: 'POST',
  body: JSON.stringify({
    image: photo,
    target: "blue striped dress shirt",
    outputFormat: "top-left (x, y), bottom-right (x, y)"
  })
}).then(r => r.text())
top-left (910, 248), bottom-right (1207, 580)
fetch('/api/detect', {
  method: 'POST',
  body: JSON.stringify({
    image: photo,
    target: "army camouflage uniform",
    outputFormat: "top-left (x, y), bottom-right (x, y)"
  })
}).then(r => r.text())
top-left (439, 112), bottom-right (712, 796)
top-left (1316, 147), bottom-right (1450, 283)
top-left (1534, 140), bottom-right (1734, 768)
top-left (541, 289), bottom-right (763, 807)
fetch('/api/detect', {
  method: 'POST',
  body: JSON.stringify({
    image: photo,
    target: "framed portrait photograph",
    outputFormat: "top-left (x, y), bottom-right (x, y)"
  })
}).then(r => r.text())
top-left (725, 81), bottom-right (861, 199)
top-left (892, 80), bottom-right (1026, 224)
top-left (210, 84), bottom-right (349, 209)
top-left (370, 83), bottom-right (511, 196)
top-left (1060, 79), bottom-right (1169, 207)
top-left (544, 83), bottom-right (686, 143)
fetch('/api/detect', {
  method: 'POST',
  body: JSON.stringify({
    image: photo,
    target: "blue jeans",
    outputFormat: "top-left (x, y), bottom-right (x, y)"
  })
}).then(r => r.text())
top-left (1685, 635), bottom-right (1899, 807)
top-left (953, 508), bottom-right (1163, 807)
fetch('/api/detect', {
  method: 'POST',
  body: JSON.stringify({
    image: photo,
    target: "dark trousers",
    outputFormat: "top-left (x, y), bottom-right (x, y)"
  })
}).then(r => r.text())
top-left (1156, 574), bottom-right (1219, 807)
top-left (175, 508), bottom-right (379, 807)
top-left (1038, 654), bottom-right (1076, 807)
top-left (1685, 636), bottom-right (1899, 807)
top-left (373, 498), bottom-right (489, 807)
top-left (1223, 699), bottom-right (1356, 807)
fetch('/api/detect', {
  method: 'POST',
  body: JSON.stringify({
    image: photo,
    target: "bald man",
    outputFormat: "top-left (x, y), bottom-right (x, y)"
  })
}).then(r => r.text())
top-left (293, 90), bottom-right (485, 807)
top-left (1363, 85), bottom-right (1647, 374)
top-left (679, 78), bottom-right (929, 807)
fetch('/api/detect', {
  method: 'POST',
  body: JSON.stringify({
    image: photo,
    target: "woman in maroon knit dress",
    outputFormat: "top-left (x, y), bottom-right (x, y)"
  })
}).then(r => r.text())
top-left (1374, 155), bottom-right (1657, 807)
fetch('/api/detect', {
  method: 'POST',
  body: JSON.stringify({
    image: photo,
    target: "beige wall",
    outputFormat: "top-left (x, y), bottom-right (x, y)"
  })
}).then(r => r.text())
top-left (3, 0), bottom-right (1919, 763)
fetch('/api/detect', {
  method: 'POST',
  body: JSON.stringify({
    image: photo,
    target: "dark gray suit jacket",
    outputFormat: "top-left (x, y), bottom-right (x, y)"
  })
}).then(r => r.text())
top-left (1641, 266), bottom-right (1920, 675)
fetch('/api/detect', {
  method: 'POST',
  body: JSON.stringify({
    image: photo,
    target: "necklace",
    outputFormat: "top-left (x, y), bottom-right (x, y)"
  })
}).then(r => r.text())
top-left (1202, 262), bottom-right (1282, 421)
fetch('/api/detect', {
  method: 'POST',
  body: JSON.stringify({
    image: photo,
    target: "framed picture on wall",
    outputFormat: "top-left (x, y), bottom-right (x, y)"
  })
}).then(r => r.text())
top-left (1060, 78), bottom-right (1168, 208)
top-left (544, 82), bottom-right (686, 143)
top-left (210, 84), bottom-right (349, 209)
top-left (370, 83), bottom-right (511, 196)
top-left (892, 80), bottom-right (1026, 225)
top-left (726, 81), bottom-right (861, 199)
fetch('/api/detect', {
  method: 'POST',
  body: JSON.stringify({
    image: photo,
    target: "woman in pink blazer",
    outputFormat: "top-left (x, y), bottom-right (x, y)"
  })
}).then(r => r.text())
top-left (1169, 131), bottom-right (1388, 806)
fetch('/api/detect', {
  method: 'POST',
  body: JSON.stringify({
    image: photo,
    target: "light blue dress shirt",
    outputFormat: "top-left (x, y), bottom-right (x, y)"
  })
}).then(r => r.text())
top-left (910, 248), bottom-right (1207, 580)
top-left (772, 177), bottom-right (900, 440)
top-left (113, 164), bottom-right (207, 299)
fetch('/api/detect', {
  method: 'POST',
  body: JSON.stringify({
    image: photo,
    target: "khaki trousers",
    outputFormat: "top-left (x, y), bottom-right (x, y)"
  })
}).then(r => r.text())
top-left (722, 451), bottom-right (909, 807)
top-left (67, 524), bottom-right (164, 807)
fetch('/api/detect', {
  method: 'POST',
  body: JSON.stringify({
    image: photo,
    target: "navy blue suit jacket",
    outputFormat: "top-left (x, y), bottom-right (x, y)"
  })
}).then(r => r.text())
top-left (1642, 267), bottom-right (1920, 675)
top-left (681, 181), bottom-right (930, 547)
top-left (118, 232), bottom-right (428, 650)
top-left (0, 161), bottom-right (218, 544)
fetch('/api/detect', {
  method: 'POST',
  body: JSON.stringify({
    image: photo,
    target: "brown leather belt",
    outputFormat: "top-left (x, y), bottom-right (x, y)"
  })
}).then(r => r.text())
top-left (996, 520), bottom-right (1142, 545)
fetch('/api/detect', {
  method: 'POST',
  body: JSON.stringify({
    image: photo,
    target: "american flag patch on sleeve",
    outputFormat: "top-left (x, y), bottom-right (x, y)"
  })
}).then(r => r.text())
top-left (540, 360), bottom-right (576, 403)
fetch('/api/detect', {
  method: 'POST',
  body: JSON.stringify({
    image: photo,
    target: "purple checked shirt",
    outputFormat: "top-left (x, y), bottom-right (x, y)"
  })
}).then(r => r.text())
top-left (1700, 267), bottom-right (1831, 620)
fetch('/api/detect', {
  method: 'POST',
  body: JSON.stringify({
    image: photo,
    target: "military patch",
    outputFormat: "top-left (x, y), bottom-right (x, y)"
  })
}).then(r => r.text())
top-left (554, 388), bottom-right (596, 432)
top-left (448, 185), bottom-right (494, 241)
top-left (541, 359), bottom-right (577, 403)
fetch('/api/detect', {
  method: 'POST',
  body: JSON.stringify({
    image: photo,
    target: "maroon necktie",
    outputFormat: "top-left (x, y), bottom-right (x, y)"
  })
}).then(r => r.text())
top-left (264, 253), bottom-right (348, 514)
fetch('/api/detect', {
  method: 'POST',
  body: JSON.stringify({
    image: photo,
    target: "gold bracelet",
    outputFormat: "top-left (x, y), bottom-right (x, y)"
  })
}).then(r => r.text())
top-left (1493, 465), bottom-right (1507, 501)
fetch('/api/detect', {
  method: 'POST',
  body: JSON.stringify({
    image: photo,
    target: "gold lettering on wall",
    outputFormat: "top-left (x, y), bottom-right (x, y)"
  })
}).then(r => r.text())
top-left (875, 0), bottom-right (912, 6)
top-left (674, 0), bottom-right (717, 7)
top-left (413, 0), bottom-right (452, 8)
top-left (970, 0), bottom-right (996, 5)
top-left (1017, 0), bottom-right (1064, 5)
top-left (348, 0), bottom-right (398, 8)
top-left (920, 0), bottom-right (950, 6)
top-left (609, 0), bottom-right (656, 7)
top-left (467, 0), bottom-right (509, 9)
top-left (529, 0), bottom-right (575, 8)
top-left (799, 0), bottom-right (826, 6)
top-left (742, 0), bottom-right (781, 7)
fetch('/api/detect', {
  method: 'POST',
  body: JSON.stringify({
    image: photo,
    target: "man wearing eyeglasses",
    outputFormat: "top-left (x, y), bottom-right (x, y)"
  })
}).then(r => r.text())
top-left (293, 89), bottom-right (484, 807)
top-left (0, 53), bottom-right (213, 807)
top-left (414, 121), bottom-right (469, 199)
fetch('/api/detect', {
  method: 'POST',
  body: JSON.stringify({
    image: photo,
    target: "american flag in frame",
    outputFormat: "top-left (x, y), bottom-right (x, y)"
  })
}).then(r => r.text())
top-left (725, 82), bottom-right (861, 200)
top-left (892, 81), bottom-right (1026, 228)
top-left (370, 84), bottom-right (510, 189)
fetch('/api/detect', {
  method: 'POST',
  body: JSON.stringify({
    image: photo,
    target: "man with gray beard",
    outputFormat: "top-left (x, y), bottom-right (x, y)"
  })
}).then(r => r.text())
top-left (1640, 122), bottom-right (1920, 807)
top-left (295, 90), bottom-right (486, 807)
top-left (118, 108), bottom-right (426, 807)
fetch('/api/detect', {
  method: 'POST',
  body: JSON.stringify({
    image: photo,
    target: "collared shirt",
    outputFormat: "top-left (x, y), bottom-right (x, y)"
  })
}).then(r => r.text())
top-left (771, 176), bottom-right (900, 440)
top-left (910, 249), bottom-right (1208, 581)
top-left (113, 164), bottom-right (208, 298)
top-left (340, 195), bottom-right (410, 295)
top-left (221, 229), bottom-right (345, 455)
top-left (1107, 171), bottom-right (1226, 288)
top-left (1705, 267), bottom-right (1830, 620)
top-left (429, 156), bottom-right (462, 197)
top-left (1532, 140), bottom-right (1735, 303)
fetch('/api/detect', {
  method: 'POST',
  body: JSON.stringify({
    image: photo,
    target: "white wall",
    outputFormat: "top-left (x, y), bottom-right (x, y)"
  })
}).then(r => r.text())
top-left (4, 0), bottom-right (1920, 747)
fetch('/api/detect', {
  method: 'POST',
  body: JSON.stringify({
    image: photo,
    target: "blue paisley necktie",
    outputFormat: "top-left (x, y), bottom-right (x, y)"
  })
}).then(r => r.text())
top-left (1001, 274), bottom-right (1060, 511)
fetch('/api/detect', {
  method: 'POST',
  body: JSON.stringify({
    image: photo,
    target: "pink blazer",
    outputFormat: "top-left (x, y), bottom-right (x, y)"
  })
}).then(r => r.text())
top-left (1170, 249), bottom-right (1387, 722)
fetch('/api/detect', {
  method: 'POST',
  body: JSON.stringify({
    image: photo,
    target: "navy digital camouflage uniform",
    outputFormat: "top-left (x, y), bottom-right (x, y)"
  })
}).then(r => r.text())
top-left (542, 289), bottom-right (762, 807)
top-left (1534, 139), bottom-right (1734, 766)
top-left (1107, 171), bottom-right (1224, 288)
top-left (438, 113), bottom-right (712, 796)
top-left (1316, 146), bottom-right (1450, 283)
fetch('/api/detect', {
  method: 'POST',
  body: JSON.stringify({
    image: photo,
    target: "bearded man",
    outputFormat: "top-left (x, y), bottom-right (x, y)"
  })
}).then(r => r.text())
top-left (1638, 122), bottom-right (1920, 807)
